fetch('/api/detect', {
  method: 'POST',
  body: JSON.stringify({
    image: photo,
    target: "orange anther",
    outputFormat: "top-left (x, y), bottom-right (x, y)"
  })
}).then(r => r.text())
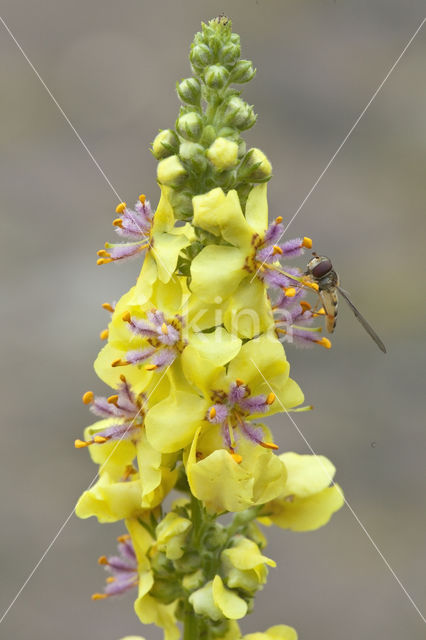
top-left (74, 439), bottom-right (89, 448)
top-left (145, 364), bottom-right (158, 371)
top-left (139, 194), bottom-right (146, 203)
top-left (161, 323), bottom-right (168, 334)
top-left (316, 337), bottom-right (332, 349)
top-left (107, 395), bottom-right (119, 405)
top-left (235, 378), bottom-right (244, 387)
top-left (122, 311), bottom-right (131, 322)
top-left (302, 237), bottom-right (312, 249)
top-left (284, 287), bottom-right (296, 297)
top-left (111, 358), bottom-right (126, 367)
top-left (273, 245), bottom-right (283, 255)
top-left (112, 218), bottom-right (123, 227)
top-left (82, 391), bottom-right (94, 405)
top-left (300, 301), bottom-right (311, 312)
top-left (102, 303), bottom-right (114, 313)
top-left (98, 556), bottom-right (108, 565)
top-left (209, 407), bottom-right (216, 420)
top-left (119, 374), bottom-right (127, 383)
top-left (259, 441), bottom-right (279, 450)
top-left (99, 329), bottom-right (109, 340)
top-left (115, 202), bottom-right (126, 214)
top-left (97, 258), bottom-right (112, 265)
top-left (117, 534), bottom-right (130, 542)
top-left (91, 593), bottom-right (108, 600)
top-left (266, 392), bottom-right (275, 405)
top-left (275, 216), bottom-right (283, 224)
top-left (230, 452), bottom-right (243, 464)
top-left (106, 577), bottom-right (115, 584)
top-left (97, 249), bottom-right (109, 257)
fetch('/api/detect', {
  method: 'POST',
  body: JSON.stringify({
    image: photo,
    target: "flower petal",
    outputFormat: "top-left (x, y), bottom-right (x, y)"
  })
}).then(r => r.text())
top-left (189, 328), bottom-right (242, 366)
top-left (244, 184), bottom-right (268, 236)
top-left (212, 575), bottom-right (248, 620)
top-left (190, 245), bottom-right (246, 302)
top-left (280, 452), bottom-right (336, 497)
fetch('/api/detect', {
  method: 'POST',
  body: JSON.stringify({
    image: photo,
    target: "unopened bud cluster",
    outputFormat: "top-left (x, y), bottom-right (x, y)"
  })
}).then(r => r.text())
top-left (152, 17), bottom-right (272, 220)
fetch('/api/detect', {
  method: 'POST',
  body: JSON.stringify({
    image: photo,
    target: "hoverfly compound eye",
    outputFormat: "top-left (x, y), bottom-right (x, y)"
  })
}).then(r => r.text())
top-left (311, 258), bottom-right (333, 279)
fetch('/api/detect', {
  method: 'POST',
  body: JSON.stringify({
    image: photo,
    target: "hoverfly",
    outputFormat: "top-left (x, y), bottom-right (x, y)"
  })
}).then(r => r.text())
top-left (305, 254), bottom-right (386, 353)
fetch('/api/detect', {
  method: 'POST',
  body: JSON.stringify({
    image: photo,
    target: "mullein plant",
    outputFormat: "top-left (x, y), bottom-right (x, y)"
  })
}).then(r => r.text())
top-left (75, 17), bottom-right (344, 640)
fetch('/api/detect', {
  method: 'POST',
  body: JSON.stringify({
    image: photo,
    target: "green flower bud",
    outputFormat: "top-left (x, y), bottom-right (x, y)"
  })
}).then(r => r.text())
top-left (223, 97), bottom-right (256, 130)
top-left (173, 551), bottom-right (201, 574)
top-left (200, 124), bottom-right (217, 147)
top-left (179, 141), bottom-right (207, 173)
top-left (150, 578), bottom-right (181, 605)
top-left (238, 148), bottom-right (272, 182)
top-left (182, 569), bottom-right (205, 592)
top-left (176, 112), bottom-right (203, 141)
top-left (203, 523), bottom-right (227, 550)
top-left (157, 155), bottom-right (187, 186)
top-left (151, 551), bottom-right (173, 577)
top-left (152, 129), bottom-right (179, 159)
top-left (207, 137), bottom-right (239, 170)
top-left (220, 41), bottom-right (241, 67)
top-left (176, 77), bottom-right (201, 105)
top-left (204, 64), bottom-right (229, 89)
top-left (230, 60), bottom-right (256, 84)
top-left (190, 43), bottom-right (213, 72)
top-left (168, 189), bottom-right (193, 221)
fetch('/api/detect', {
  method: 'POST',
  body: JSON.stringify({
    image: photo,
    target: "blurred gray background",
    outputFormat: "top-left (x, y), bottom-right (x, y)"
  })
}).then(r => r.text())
top-left (0, 1), bottom-right (425, 638)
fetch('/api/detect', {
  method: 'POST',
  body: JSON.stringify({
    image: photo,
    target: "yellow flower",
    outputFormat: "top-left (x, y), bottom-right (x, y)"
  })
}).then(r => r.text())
top-left (155, 510), bottom-right (192, 560)
top-left (259, 452), bottom-right (344, 531)
top-left (244, 625), bottom-right (298, 640)
top-left (189, 575), bottom-right (247, 621)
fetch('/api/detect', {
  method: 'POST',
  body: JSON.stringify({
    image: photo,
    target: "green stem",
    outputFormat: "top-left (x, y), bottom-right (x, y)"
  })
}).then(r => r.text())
top-left (183, 604), bottom-right (199, 640)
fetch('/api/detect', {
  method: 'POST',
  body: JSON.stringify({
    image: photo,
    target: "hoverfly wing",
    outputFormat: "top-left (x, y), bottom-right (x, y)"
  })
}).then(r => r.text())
top-left (337, 286), bottom-right (386, 353)
top-left (319, 290), bottom-right (338, 333)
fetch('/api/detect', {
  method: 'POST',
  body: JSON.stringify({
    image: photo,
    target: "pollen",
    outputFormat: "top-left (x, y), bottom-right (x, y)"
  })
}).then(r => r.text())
top-left (99, 328), bottom-right (109, 340)
top-left (102, 303), bottom-right (114, 313)
top-left (266, 392), bottom-right (275, 405)
top-left (303, 278), bottom-right (319, 291)
top-left (139, 194), bottom-right (146, 203)
top-left (115, 202), bottom-right (126, 214)
top-left (316, 337), bottom-right (332, 349)
top-left (209, 406), bottom-right (216, 419)
top-left (302, 237), bottom-right (312, 249)
top-left (82, 391), bottom-right (94, 405)
top-left (284, 287), bottom-right (296, 297)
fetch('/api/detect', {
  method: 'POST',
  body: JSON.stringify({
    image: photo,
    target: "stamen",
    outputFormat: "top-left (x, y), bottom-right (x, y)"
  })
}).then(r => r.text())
top-left (209, 407), bottom-right (216, 420)
top-left (97, 249), bottom-right (110, 257)
top-left (82, 391), bottom-right (94, 405)
top-left (111, 359), bottom-right (128, 367)
top-left (139, 194), bottom-right (146, 203)
top-left (275, 216), bottom-right (283, 224)
top-left (259, 441), bottom-right (279, 450)
top-left (300, 301), bottom-right (311, 312)
top-left (273, 245), bottom-right (283, 255)
top-left (115, 202), bottom-right (127, 214)
top-left (91, 593), bottom-right (108, 600)
top-left (117, 534), bottom-right (130, 542)
top-left (302, 237), bottom-right (312, 249)
top-left (97, 258), bottom-right (113, 265)
top-left (145, 364), bottom-right (158, 371)
top-left (122, 311), bottom-right (131, 322)
top-left (93, 435), bottom-right (108, 444)
top-left (106, 577), bottom-right (116, 584)
top-left (98, 555), bottom-right (108, 565)
top-left (102, 303), bottom-right (115, 313)
top-left (99, 328), bottom-right (109, 340)
top-left (119, 374), bottom-right (127, 383)
top-left (235, 378), bottom-right (244, 387)
top-left (316, 337), bottom-right (332, 349)
top-left (112, 218), bottom-right (123, 227)
top-left (266, 392), bottom-right (275, 405)
top-left (230, 451), bottom-right (243, 464)
top-left (107, 395), bottom-right (119, 405)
